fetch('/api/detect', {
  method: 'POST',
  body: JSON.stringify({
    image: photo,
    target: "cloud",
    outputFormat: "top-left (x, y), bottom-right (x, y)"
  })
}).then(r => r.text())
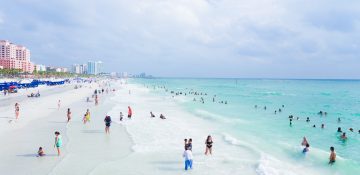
top-left (0, 0), bottom-right (359, 78)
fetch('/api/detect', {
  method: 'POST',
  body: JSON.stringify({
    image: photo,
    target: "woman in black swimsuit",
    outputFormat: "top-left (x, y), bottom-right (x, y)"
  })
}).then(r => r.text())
top-left (205, 135), bottom-right (213, 155)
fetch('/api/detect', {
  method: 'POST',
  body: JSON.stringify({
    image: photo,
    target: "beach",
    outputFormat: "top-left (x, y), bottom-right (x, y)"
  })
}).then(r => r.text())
top-left (0, 78), bottom-right (359, 175)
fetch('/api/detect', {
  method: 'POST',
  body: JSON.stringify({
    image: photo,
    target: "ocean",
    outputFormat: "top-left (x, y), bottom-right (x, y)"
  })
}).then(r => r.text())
top-left (125, 78), bottom-right (360, 175)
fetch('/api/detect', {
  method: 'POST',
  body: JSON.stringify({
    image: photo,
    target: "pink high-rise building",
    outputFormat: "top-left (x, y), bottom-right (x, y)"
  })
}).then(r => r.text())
top-left (0, 40), bottom-right (34, 73)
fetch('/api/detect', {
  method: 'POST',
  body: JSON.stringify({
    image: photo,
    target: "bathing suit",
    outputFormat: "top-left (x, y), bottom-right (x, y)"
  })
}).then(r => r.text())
top-left (105, 117), bottom-right (111, 127)
top-left (206, 141), bottom-right (213, 148)
top-left (56, 135), bottom-right (62, 148)
top-left (85, 113), bottom-right (90, 121)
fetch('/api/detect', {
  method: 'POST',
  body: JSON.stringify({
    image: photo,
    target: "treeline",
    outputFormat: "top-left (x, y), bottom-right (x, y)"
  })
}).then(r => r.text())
top-left (0, 69), bottom-right (95, 78)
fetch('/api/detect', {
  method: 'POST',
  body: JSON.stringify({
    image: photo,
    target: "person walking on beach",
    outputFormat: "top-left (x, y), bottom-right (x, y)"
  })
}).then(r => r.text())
top-left (15, 103), bottom-right (20, 120)
top-left (83, 109), bottom-right (91, 124)
top-left (57, 100), bottom-right (61, 110)
top-left (120, 112), bottom-right (124, 121)
top-left (95, 95), bottom-right (99, 106)
top-left (301, 137), bottom-right (309, 146)
top-left (128, 106), bottom-right (132, 119)
top-left (205, 135), bottom-right (213, 155)
top-left (104, 115), bottom-right (112, 134)
top-left (183, 147), bottom-right (193, 170)
top-left (67, 108), bottom-right (71, 123)
top-left (54, 131), bottom-right (62, 156)
top-left (329, 146), bottom-right (336, 165)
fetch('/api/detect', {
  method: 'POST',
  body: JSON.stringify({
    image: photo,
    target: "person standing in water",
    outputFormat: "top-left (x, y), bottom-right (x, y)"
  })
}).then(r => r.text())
top-left (205, 135), bottom-right (213, 155)
top-left (104, 115), bottom-right (112, 134)
top-left (67, 108), bottom-right (71, 123)
top-left (183, 147), bottom-right (193, 171)
top-left (301, 137), bottom-right (308, 146)
top-left (303, 143), bottom-right (310, 153)
top-left (128, 106), bottom-right (132, 119)
top-left (57, 100), bottom-right (61, 110)
top-left (54, 131), bottom-right (62, 156)
top-left (329, 147), bottom-right (336, 165)
top-left (15, 103), bottom-right (20, 120)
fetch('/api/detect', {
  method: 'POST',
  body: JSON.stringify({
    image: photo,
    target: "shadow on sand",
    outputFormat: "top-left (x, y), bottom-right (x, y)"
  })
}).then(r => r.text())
top-left (16, 153), bottom-right (57, 157)
top-left (82, 130), bottom-right (104, 134)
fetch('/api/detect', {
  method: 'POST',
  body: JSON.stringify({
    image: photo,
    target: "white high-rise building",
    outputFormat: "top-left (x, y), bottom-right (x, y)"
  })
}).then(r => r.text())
top-left (87, 61), bottom-right (103, 75)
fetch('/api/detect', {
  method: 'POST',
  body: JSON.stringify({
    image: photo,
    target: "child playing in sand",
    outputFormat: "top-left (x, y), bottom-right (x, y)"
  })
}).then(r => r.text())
top-left (38, 147), bottom-right (45, 157)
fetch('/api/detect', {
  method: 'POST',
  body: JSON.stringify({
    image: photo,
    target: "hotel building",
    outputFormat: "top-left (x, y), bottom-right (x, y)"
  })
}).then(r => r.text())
top-left (0, 40), bottom-right (35, 73)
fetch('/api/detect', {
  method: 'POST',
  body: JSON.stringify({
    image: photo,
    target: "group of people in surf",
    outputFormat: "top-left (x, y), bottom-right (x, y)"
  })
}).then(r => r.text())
top-left (182, 135), bottom-right (214, 171)
top-left (255, 103), bottom-right (358, 165)
top-left (301, 137), bottom-right (336, 165)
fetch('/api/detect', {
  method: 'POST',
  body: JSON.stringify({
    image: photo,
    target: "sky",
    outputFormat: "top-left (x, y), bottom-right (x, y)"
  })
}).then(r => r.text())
top-left (0, 0), bottom-right (360, 78)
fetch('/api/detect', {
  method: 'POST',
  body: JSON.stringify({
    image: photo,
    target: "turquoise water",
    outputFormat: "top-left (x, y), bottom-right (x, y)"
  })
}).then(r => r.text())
top-left (133, 78), bottom-right (360, 174)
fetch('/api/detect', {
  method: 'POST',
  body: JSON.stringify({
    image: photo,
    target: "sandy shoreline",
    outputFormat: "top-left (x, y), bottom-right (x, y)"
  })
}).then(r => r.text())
top-left (0, 80), bottom-right (133, 175)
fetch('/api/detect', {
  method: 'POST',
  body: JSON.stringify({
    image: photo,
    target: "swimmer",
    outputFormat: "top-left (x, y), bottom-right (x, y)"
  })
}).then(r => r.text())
top-left (303, 143), bottom-right (310, 153)
top-left (264, 106), bottom-right (267, 110)
top-left (54, 131), bottom-right (62, 156)
top-left (67, 108), bottom-right (71, 123)
top-left (104, 115), bottom-right (112, 134)
top-left (275, 110), bottom-right (277, 114)
top-left (329, 147), bottom-right (336, 165)
top-left (289, 118), bottom-right (293, 126)
top-left (205, 135), bottom-right (213, 155)
top-left (282, 105), bottom-right (285, 108)
top-left (321, 124), bottom-right (325, 129)
top-left (279, 108), bottom-right (282, 112)
top-left (349, 128), bottom-right (354, 132)
top-left (255, 105), bottom-right (258, 108)
top-left (37, 147), bottom-right (45, 157)
top-left (306, 117), bottom-right (310, 122)
top-left (313, 125), bottom-right (316, 128)
top-left (341, 132), bottom-right (347, 140)
top-left (301, 137), bottom-right (308, 146)
top-left (337, 118), bottom-right (341, 123)
top-left (337, 127), bottom-right (342, 132)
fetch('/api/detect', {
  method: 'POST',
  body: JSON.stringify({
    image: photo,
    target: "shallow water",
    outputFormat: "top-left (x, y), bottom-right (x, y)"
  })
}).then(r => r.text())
top-left (128, 78), bottom-right (360, 175)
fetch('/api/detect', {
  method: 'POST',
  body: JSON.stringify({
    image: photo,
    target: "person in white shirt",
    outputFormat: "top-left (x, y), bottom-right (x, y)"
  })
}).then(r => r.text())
top-left (183, 147), bottom-right (193, 170)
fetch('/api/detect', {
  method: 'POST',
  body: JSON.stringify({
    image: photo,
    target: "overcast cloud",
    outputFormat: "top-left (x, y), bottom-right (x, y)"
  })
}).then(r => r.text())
top-left (1, 0), bottom-right (359, 78)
